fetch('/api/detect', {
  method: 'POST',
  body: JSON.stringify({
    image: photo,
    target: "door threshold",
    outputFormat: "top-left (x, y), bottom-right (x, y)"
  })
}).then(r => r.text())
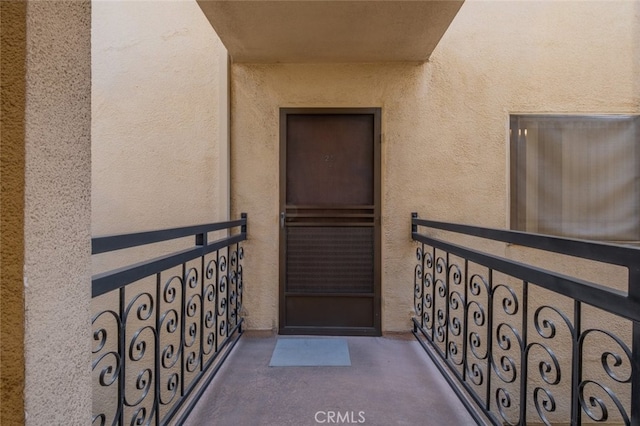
top-left (279, 326), bottom-right (381, 337)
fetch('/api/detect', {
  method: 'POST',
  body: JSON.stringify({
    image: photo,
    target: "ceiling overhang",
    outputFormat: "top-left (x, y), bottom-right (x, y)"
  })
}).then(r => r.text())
top-left (197, 1), bottom-right (465, 63)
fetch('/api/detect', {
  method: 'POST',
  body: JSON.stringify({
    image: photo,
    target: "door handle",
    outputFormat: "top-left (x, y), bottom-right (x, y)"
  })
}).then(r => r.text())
top-left (280, 212), bottom-right (286, 229)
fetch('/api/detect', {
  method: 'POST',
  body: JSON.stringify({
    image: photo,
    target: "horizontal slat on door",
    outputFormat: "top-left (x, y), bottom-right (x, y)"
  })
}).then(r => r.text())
top-left (286, 226), bottom-right (374, 293)
top-left (285, 296), bottom-right (374, 328)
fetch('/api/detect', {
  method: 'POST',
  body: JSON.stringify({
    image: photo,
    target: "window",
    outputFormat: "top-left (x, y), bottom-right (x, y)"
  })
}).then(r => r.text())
top-left (510, 115), bottom-right (640, 242)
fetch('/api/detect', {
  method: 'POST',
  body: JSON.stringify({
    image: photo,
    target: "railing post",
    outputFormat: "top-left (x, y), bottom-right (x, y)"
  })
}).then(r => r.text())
top-left (241, 212), bottom-right (247, 235)
top-left (195, 232), bottom-right (206, 246)
top-left (630, 266), bottom-right (640, 426)
top-left (633, 323), bottom-right (640, 426)
top-left (411, 212), bottom-right (419, 334)
top-left (411, 212), bottom-right (418, 235)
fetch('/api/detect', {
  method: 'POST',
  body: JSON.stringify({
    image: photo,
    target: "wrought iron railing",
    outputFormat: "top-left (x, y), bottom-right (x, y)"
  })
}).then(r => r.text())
top-left (91, 214), bottom-right (247, 425)
top-left (411, 213), bottom-right (640, 426)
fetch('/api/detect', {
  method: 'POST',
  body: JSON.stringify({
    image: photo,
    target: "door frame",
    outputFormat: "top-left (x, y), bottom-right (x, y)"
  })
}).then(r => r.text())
top-left (278, 107), bottom-right (382, 335)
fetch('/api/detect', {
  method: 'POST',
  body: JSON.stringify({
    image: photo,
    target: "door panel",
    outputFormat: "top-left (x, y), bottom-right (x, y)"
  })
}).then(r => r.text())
top-left (286, 114), bottom-right (374, 205)
top-left (279, 108), bottom-right (381, 336)
top-left (285, 296), bottom-right (374, 328)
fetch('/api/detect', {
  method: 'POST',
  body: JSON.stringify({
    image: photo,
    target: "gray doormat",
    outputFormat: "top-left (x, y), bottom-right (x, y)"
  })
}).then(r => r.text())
top-left (269, 338), bottom-right (351, 367)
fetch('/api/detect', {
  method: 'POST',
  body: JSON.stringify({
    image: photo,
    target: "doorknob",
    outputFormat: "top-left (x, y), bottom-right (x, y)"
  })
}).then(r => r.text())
top-left (280, 212), bottom-right (286, 229)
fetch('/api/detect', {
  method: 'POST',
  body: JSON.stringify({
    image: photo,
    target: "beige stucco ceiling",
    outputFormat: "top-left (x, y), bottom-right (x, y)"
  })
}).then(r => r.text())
top-left (197, 1), bottom-right (465, 63)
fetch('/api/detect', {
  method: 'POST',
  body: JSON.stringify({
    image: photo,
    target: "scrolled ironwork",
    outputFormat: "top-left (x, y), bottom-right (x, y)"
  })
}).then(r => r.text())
top-left (163, 275), bottom-right (181, 304)
top-left (436, 277), bottom-right (447, 299)
top-left (92, 413), bottom-right (107, 426)
top-left (468, 301), bottom-right (486, 329)
top-left (127, 326), bottom-right (154, 363)
top-left (580, 328), bottom-right (632, 385)
top-left (92, 309), bottom-right (121, 353)
top-left (230, 247), bottom-right (239, 267)
top-left (413, 245), bottom-right (435, 330)
top-left (185, 294), bottom-right (201, 345)
top-left (493, 352), bottom-right (518, 384)
top-left (533, 387), bottom-right (557, 426)
top-left (524, 305), bottom-right (573, 423)
top-left (124, 292), bottom-right (154, 323)
top-left (491, 286), bottom-right (523, 387)
top-left (467, 361), bottom-right (484, 386)
top-left (469, 273), bottom-right (489, 297)
top-left (185, 350), bottom-right (200, 374)
top-left (160, 341), bottom-right (177, 371)
top-left (92, 216), bottom-right (247, 426)
top-left (495, 323), bottom-right (522, 354)
top-left (449, 291), bottom-right (465, 336)
top-left (434, 292), bottom-right (447, 344)
top-left (448, 341), bottom-right (459, 358)
top-left (129, 406), bottom-right (151, 426)
top-left (449, 305), bottom-right (463, 336)
top-left (496, 387), bottom-right (519, 426)
top-left (533, 305), bottom-right (575, 340)
top-left (466, 274), bottom-right (489, 362)
top-left (449, 262), bottom-right (463, 286)
top-left (205, 258), bottom-right (216, 281)
top-left (160, 373), bottom-right (179, 406)
top-left (468, 328), bottom-right (486, 361)
top-left (185, 266), bottom-right (199, 289)
top-left (422, 273), bottom-right (433, 327)
top-left (414, 247), bottom-right (424, 319)
top-left (435, 256), bottom-right (449, 274)
top-left (493, 283), bottom-right (519, 316)
top-left (527, 343), bottom-right (562, 386)
top-left (579, 380), bottom-right (630, 424)
top-left (159, 308), bottom-right (179, 335)
top-left (448, 278), bottom-right (465, 365)
top-left (411, 214), bottom-right (638, 426)
top-left (219, 254), bottom-right (227, 273)
top-left (93, 351), bottom-right (121, 389)
top-left (202, 276), bottom-right (217, 351)
top-left (424, 249), bottom-right (433, 269)
top-left (123, 325), bottom-right (156, 414)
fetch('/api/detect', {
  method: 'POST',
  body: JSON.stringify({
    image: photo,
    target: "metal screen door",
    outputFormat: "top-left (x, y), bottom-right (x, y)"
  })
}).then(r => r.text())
top-left (279, 108), bottom-right (381, 335)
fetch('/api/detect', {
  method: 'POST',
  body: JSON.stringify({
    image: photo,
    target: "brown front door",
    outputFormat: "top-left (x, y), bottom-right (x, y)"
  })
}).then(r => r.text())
top-left (279, 108), bottom-right (381, 336)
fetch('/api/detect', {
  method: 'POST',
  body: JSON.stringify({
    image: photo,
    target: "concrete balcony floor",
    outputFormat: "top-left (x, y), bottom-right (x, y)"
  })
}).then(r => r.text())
top-left (185, 332), bottom-right (475, 426)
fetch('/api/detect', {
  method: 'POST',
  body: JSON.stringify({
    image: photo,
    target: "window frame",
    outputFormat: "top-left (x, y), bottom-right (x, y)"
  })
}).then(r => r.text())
top-left (509, 113), bottom-right (640, 242)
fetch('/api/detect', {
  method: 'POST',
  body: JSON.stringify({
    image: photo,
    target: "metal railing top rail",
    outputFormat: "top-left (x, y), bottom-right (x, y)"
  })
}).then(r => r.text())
top-left (411, 213), bottom-right (640, 322)
top-left (92, 217), bottom-right (247, 255)
top-left (412, 215), bottom-right (640, 270)
top-left (91, 214), bottom-right (247, 298)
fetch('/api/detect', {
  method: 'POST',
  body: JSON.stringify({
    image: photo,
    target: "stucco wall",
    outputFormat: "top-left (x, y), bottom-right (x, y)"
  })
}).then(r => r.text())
top-left (1, 2), bottom-right (27, 423)
top-left (21, 0), bottom-right (92, 423)
top-left (231, 0), bottom-right (640, 333)
top-left (90, 2), bottom-right (230, 421)
top-left (92, 0), bottom-right (229, 252)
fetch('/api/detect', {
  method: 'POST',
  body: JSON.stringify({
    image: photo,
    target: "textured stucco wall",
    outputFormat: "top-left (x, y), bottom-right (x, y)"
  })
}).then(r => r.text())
top-left (231, 0), bottom-right (639, 333)
top-left (20, 0), bottom-right (92, 424)
top-left (92, 0), bottom-right (229, 251)
top-left (1, 2), bottom-right (27, 424)
top-left (231, 63), bottom-right (430, 332)
top-left (90, 2), bottom-right (229, 419)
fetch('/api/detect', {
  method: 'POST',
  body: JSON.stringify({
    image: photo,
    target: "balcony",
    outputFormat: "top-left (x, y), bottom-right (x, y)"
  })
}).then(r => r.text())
top-left (91, 214), bottom-right (640, 425)
top-left (184, 333), bottom-right (475, 425)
